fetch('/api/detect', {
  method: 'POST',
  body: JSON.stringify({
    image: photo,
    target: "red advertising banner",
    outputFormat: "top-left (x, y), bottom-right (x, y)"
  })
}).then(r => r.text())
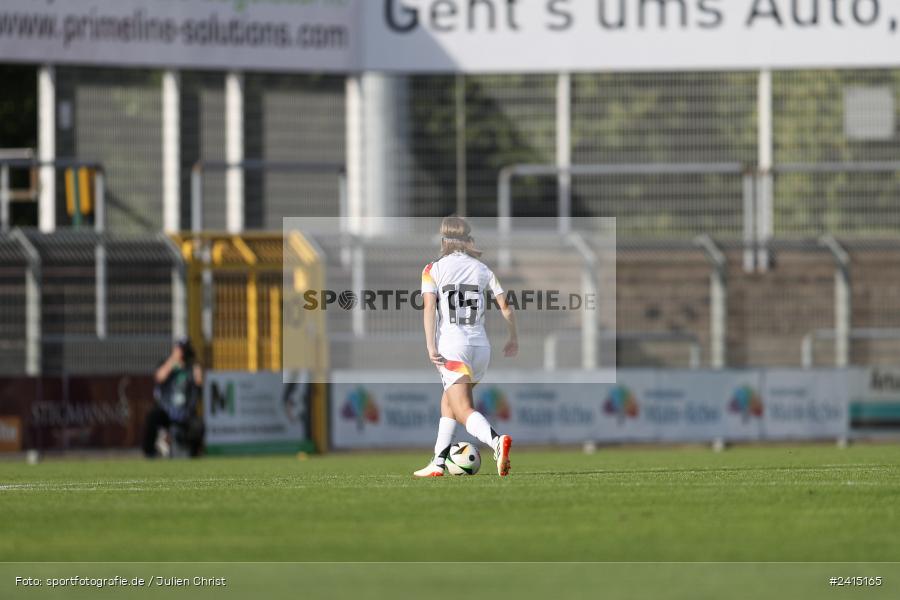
top-left (0, 376), bottom-right (156, 451)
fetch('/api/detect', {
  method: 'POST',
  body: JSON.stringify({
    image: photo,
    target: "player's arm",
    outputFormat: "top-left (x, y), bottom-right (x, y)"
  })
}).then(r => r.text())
top-left (488, 270), bottom-right (518, 357)
top-left (421, 262), bottom-right (444, 366)
top-left (494, 291), bottom-right (518, 358)
top-left (422, 292), bottom-right (444, 366)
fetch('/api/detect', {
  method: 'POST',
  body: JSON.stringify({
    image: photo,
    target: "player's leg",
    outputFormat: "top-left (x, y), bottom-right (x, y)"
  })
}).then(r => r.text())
top-left (434, 391), bottom-right (456, 466)
top-left (465, 345), bottom-right (512, 475)
top-left (413, 390), bottom-right (455, 477)
top-left (445, 378), bottom-right (513, 476)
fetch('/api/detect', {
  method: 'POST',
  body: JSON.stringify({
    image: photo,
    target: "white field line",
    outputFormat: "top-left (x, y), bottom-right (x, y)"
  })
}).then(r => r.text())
top-left (0, 479), bottom-right (893, 492)
top-left (0, 465), bottom-right (895, 492)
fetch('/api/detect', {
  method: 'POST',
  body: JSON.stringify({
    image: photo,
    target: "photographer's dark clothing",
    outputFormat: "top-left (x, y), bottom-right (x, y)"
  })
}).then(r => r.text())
top-left (156, 361), bottom-right (199, 423)
top-left (142, 361), bottom-right (204, 458)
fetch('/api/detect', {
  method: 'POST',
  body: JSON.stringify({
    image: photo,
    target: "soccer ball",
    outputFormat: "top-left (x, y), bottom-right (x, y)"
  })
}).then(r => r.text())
top-left (445, 442), bottom-right (481, 476)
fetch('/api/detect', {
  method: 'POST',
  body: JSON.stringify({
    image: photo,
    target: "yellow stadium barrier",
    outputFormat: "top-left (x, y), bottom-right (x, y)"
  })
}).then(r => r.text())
top-left (64, 167), bottom-right (94, 226)
top-left (173, 232), bottom-right (329, 452)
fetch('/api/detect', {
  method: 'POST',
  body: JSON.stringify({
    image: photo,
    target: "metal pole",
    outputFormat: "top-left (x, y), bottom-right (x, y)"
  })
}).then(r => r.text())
top-left (757, 69), bottom-right (773, 272)
top-left (339, 173), bottom-right (351, 268)
top-left (742, 172), bottom-right (755, 273)
top-left (582, 265), bottom-right (598, 369)
top-left (835, 268), bottom-right (851, 367)
top-left (95, 239), bottom-right (107, 339)
top-left (94, 170), bottom-right (106, 232)
top-left (162, 70), bottom-right (181, 233)
top-left (695, 234), bottom-right (727, 368)
top-left (543, 333), bottom-right (558, 371)
top-left (225, 71), bottom-right (244, 233)
top-left (25, 258), bottom-right (41, 375)
top-left (38, 65), bottom-right (56, 233)
top-left (202, 243), bottom-right (213, 346)
top-left (568, 233), bottom-right (597, 369)
top-left (710, 272), bottom-right (726, 368)
top-left (338, 173), bottom-right (348, 231)
top-left (191, 167), bottom-right (203, 233)
top-left (71, 168), bottom-right (82, 228)
top-left (498, 168), bottom-right (512, 270)
top-left (247, 270), bottom-right (259, 371)
top-left (455, 74), bottom-right (467, 218)
top-left (756, 171), bottom-right (773, 271)
top-left (689, 344), bottom-right (701, 369)
top-left (157, 232), bottom-right (187, 341)
top-left (345, 75), bottom-right (364, 236)
top-left (172, 268), bottom-right (186, 340)
top-left (12, 230), bottom-right (41, 375)
top-left (821, 235), bottom-right (851, 367)
top-left (351, 239), bottom-right (365, 338)
top-left (556, 72), bottom-right (572, 236)
top-left (801, 333), bottom-right (814, 368)
top-left (94, 169), bottom-right (107, 340)
top-left (269, 285), bottom-right (281, 371)
top-left (1, 165), bottom-right (9, 232)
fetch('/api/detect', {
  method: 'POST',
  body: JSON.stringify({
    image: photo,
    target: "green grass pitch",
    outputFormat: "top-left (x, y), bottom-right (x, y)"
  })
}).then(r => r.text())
top-left (1, 445), bottom-right (898, 599)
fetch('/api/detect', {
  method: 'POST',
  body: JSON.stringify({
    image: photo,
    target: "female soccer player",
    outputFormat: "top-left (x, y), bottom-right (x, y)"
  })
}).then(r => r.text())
top-left (414, 216), bottom-right (518, 477)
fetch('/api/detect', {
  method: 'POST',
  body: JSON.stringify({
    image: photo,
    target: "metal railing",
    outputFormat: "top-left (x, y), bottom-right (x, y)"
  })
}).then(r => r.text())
top-left (543, 330), bottom-right (702, 371)
top-left (497, 162), bottom-right (749, 235)
top-left (2, 229), bottom-right (180, 375)
top-left (803, 329), bottom-right (900, 368)
top-left (497, 160), bottom-right (900, 274)
top-left (497, 162), bottom-right (753, 271)
top-left (0, 158), bottom-right (107, 233)
top-left (190, 160), bottom-right (345, 233)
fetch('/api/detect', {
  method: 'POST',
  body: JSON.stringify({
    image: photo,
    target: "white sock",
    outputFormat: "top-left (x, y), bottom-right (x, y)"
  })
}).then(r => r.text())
top-left (433, 417), bottom-right (456, 466)
top-left (465, 411), bottom-right (499, 450)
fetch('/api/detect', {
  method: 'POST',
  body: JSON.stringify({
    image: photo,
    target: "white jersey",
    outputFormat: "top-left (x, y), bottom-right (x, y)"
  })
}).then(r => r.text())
top-left (421, 251), bottom-right (504, 349)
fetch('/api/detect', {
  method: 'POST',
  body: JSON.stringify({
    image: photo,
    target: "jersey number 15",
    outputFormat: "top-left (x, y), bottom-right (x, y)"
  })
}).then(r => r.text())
top-left (441, 284), bottom-right (480, 325)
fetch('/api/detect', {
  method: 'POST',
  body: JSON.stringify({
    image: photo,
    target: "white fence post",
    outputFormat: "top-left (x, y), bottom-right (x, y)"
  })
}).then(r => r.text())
top-left (225, 71), bottom-right (244, 234)
top-left (696, 234), bottom-right (727, 368)
top-left (757, 69), bottom-right (773, 272)
top-left (821, 235), bottom-right (851, 367)
top-left (568, 233), bottom-right (597, 369)
top-left (12, 230), bottom-right (41, 375)
top-left (38, 65), bottom-right (56, 233)
top-left (162, 70), bottom-right (181, 233)
top-left (455, 74), bottom-right (467, 218)
top-left (742, 172), bottom-right (756, 272)
top-left (159, 233), bottom-right (187, 340)
top-left (556, 72), bottom-right (572, 236)
top-left (0, 165), bottom-right (9, 232)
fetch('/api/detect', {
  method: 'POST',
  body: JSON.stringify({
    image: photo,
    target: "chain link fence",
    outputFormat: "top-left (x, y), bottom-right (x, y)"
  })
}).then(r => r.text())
top-left (5, 65), bottom-right (897, 374)
top-left (0, 230), bottom-right (179, 375)
top-left (48, 66), bottom-right (900, 237)
top-left (772, 70), bottom-right (900, 237)
top-left (56, 67), bottom-right (163, 233)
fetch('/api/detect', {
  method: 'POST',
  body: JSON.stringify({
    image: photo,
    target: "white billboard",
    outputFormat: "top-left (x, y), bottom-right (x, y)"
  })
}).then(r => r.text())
top-left (330, 368), bottom-right (851, 449)
top-left (363, 0), bottom-right (900, 72)
top-left (205, 371), bottom-right (312, 454)
top-left (2, 1), bottom-right (900, 72)
top-left (0, 0), bottom-right (357, 72)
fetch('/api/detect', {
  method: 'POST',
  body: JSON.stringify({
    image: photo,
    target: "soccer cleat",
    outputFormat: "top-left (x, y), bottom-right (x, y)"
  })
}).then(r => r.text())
top-left (413, 462), bottom-right (445, 478)
top-left (494, 435), bottom-right (512, 476)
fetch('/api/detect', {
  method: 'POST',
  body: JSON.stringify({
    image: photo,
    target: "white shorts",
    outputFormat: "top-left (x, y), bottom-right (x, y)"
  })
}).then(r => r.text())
top-left (437, 344), bottom-right (491, 390)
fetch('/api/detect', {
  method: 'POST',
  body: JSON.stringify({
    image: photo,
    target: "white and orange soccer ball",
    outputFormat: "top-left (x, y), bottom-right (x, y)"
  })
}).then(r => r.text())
top-left (445, 442), bottom-right (481, 476)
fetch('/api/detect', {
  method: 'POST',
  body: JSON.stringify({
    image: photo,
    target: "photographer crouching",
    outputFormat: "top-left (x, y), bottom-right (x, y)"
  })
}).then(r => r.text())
top-left (143, 337), bottom-right (205, 458)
